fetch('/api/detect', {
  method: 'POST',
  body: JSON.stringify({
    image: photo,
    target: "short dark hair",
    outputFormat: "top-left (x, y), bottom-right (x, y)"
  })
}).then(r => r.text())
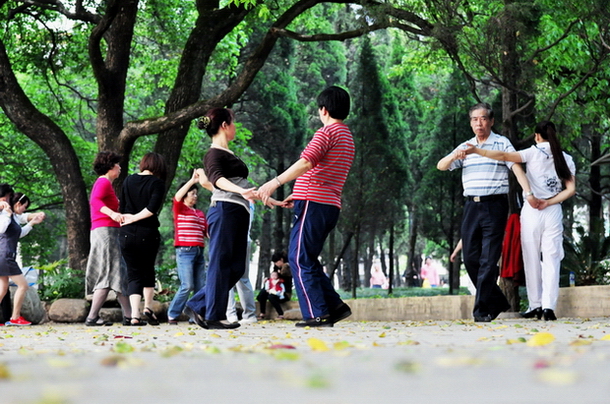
top-left (317, 86), bottom-right (350, 120)
top-left (178, 181), bottom-right (198, 202)
top-left (197, 108), bottom-right (235, 138)
top-left (11, 192), bottom-right (30, 209)
top-left (271, 251), bottom-right (288, 263)
top-left (0, 183), bottom-right (14, 199)
top-left (139, 152), bottom-right (167, 181)
top-left (93, 151), bottom-right (122, 176)
top-left (469, 102), bottom-right (494, 119)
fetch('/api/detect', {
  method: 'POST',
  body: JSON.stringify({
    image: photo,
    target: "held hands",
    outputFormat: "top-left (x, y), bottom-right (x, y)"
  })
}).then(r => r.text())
top-left (120, 213), bottom-right (136, 226)
top-left (29, 212), bottom-right (46, 225)
top-left (455, 143), bottom-right (478, 160)
top-left (110, 211), bottom-right (124, 224)
top-left (525, 194), bottom-right (550, 210)
top-left (258, 179), bottom-right (279, 207)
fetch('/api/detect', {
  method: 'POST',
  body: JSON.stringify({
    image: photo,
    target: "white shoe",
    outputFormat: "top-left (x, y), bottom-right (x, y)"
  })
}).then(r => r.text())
top-left (239, 317), bottom-right (258, 324)
top-left (227, 316), bottom-right (239, 323)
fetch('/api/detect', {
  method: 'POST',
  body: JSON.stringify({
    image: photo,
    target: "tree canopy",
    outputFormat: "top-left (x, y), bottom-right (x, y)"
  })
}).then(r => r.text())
top-left (1, 0), bottom-right (609, 291)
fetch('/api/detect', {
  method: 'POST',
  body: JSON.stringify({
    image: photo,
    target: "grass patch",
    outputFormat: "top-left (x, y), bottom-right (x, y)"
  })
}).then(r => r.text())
top-left (336, 287), bottom-right (471, 299)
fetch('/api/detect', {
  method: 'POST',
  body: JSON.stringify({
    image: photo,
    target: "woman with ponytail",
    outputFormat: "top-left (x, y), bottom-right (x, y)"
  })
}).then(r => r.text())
top-left (464, 121), bottom-right (576, 321)
top-left (185, 108), bottom-right (276, 330)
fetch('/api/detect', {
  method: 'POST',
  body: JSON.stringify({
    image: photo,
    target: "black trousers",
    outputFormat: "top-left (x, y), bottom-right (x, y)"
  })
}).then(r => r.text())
top-left (119, 225), bottom-right (160, 296)
top-left (461, 196), bottom-right (510, 317)
top-left (0, 292), bottom-right (11, 322)
top-left (256, 289), bottom-right (285, 315)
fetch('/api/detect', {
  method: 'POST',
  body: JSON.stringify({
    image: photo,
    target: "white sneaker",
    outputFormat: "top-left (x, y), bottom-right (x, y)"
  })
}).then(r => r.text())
top-left (239, 317), bottom-right (258, 325)
top-left (227, 316), bottom-right (239, 323)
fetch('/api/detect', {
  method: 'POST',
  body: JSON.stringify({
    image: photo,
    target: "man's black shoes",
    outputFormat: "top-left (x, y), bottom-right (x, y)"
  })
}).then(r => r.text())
top-left (296, 304), bottom-right (352, 328)
top-left (329, 303), bottom-right (352, 323)
top-left (295, 316), bottom-right (334, 328)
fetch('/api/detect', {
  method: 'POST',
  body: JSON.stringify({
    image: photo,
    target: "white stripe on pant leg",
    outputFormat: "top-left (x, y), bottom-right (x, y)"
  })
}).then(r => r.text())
top-left (295, 201), bottom-right (315, 319)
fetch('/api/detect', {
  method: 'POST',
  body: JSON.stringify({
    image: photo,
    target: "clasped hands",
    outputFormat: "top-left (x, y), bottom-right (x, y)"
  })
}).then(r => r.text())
top-left (240, 185), bottom-right (293, 209)
top-left (238, 178), bottom-right (294, 209)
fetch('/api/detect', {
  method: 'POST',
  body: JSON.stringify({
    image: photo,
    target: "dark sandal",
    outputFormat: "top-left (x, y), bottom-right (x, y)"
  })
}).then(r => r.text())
top-left (85, 316), bottom-right (113, 327)
top-left (130, 317), bottom-right (147, 326)
top-left (143, 308), bottom-right (159, 325)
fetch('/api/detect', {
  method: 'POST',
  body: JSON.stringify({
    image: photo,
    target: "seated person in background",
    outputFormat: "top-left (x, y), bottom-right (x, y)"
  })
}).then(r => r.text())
top-left (257, 271), bottom-right (285, 319)
top-left (272, 251), bottom-right (292, 301)
top-left (420, 257), bottom-right (440, 287)
top-left (370, 264), bottom-right (387, 289)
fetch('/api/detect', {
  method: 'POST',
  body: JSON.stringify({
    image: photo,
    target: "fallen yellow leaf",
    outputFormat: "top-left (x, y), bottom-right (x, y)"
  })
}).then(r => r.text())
top-left (307, 337), bottom-right (329, 351)
top-left (569, 339), bottom-right (592, 346)
top-left (174, 332), bottom-right (184, 337)
top-left (537, 369), bottom-right (578, 385)
top-left (527, 332), bottom-right (555, 347)
top-left (333, 341), bottom-right (350, 350)
top-left (600, 335), bottom-right (610, 341)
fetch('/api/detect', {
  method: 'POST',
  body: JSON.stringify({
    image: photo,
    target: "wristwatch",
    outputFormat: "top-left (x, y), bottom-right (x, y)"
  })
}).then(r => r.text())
top-left (525, 191), bottom-right (534, 197)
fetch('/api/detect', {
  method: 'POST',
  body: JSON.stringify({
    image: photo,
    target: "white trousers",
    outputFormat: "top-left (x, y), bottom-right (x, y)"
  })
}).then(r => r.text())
top-left (520, 203), bottom-right (564, 310)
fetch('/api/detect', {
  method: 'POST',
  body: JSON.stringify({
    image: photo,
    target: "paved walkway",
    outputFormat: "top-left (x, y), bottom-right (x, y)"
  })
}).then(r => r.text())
top-left (0, 317), bottom-right (609, 403)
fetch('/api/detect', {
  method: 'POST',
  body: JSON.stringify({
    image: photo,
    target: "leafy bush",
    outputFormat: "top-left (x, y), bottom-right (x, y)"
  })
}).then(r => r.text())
top-left (337, 287), bottom-right (471, 300)
top-left (155, 263), bottom-right (180, 303)
top-left (37, 260), bottom-right (85, 301)
top-left (563, 227), bottom-right (610, 286)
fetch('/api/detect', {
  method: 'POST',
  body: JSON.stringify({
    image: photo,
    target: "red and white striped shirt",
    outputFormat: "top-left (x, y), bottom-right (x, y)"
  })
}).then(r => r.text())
top-left (293, 122), bottom-right (355, 208)
top-left (173, 199), bottom-right (208, 247)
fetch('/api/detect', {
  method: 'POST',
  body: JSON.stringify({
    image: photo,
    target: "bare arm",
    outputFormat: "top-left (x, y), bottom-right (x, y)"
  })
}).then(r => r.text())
top-left (214, 177), bottom-right (257, 202)
top-left (122, 208), bottom-right (154, 225)
top-left (538, 176), bottom-right (576, 209)
top-left (175, 170), bottom-right (199, 202)
top-left (196, 169), bottom-right (214, 192)
top-left (258, 158), bottom-right (313, 206)
top-left (450, 239), bottom-right (463, 262)
top-left (510, 163), bottom-right (540, 208)
top-left (437, 151), bottom-right (459, 171)
top-left (464, 143), bottom-right (522, 162)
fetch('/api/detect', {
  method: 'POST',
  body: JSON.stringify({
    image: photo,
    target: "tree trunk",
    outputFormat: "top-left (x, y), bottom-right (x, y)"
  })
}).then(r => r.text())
top-left (388, 224), bottom-right (394, 293)
top-left (0, 39), bottom-right (90, 272)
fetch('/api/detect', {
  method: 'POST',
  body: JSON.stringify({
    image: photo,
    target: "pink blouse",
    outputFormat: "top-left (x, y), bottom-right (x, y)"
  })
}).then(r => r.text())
top-left (90, 177), bottom-right (120, 230)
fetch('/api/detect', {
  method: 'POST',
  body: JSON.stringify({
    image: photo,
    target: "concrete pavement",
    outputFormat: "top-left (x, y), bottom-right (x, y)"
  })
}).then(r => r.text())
top-left (0, 317), bottom-right (609, 404)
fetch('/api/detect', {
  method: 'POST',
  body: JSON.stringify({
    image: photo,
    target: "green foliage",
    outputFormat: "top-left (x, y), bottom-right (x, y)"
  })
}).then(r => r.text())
top-left (155, 262), bottom-right (180, 303)
top-left (563, 227), bottom-right (610, 286)
top-left (336, 287), bottom-right (471, 300)
top-left (37, 260), bottom-right (85, 301)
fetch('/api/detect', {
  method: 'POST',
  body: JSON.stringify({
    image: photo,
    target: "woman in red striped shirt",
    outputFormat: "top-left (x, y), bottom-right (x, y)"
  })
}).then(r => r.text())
top-left (168, 170), bottom-right (208, 324)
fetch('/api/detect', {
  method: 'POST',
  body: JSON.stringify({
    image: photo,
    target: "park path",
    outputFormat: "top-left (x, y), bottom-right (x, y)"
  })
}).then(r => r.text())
top-left (0, 317), bottom-right (609, 403)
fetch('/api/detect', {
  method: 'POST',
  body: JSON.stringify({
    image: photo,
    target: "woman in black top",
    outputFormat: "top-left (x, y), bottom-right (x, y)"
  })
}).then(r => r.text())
top-left (185, 108), bottom-right (265, 330)
top-left (120, 152), bottom-right (166, 326)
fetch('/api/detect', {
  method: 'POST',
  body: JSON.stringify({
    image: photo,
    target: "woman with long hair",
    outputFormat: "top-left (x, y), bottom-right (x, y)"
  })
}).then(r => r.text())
top-left (465, 121), bottom-right (576, 320)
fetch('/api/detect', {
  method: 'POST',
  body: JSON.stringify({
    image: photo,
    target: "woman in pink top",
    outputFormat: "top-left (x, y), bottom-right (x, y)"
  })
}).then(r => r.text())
top-left (420, 257), bottom-right (440, 287)
top-left (84, 151), bottom-right (131, 326)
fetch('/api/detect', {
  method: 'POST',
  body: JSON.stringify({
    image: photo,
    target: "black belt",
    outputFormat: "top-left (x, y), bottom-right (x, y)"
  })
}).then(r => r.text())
top-left (466, 194), bottom-right (507, 202)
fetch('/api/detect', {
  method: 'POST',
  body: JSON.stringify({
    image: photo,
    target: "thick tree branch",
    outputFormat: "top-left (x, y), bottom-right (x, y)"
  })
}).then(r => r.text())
top-left (119, 0), bottom-right (357, 144)
top-left (273, 23), bottom-right (391, 42)
top-left (15, 0), bottom-right (99, 23)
